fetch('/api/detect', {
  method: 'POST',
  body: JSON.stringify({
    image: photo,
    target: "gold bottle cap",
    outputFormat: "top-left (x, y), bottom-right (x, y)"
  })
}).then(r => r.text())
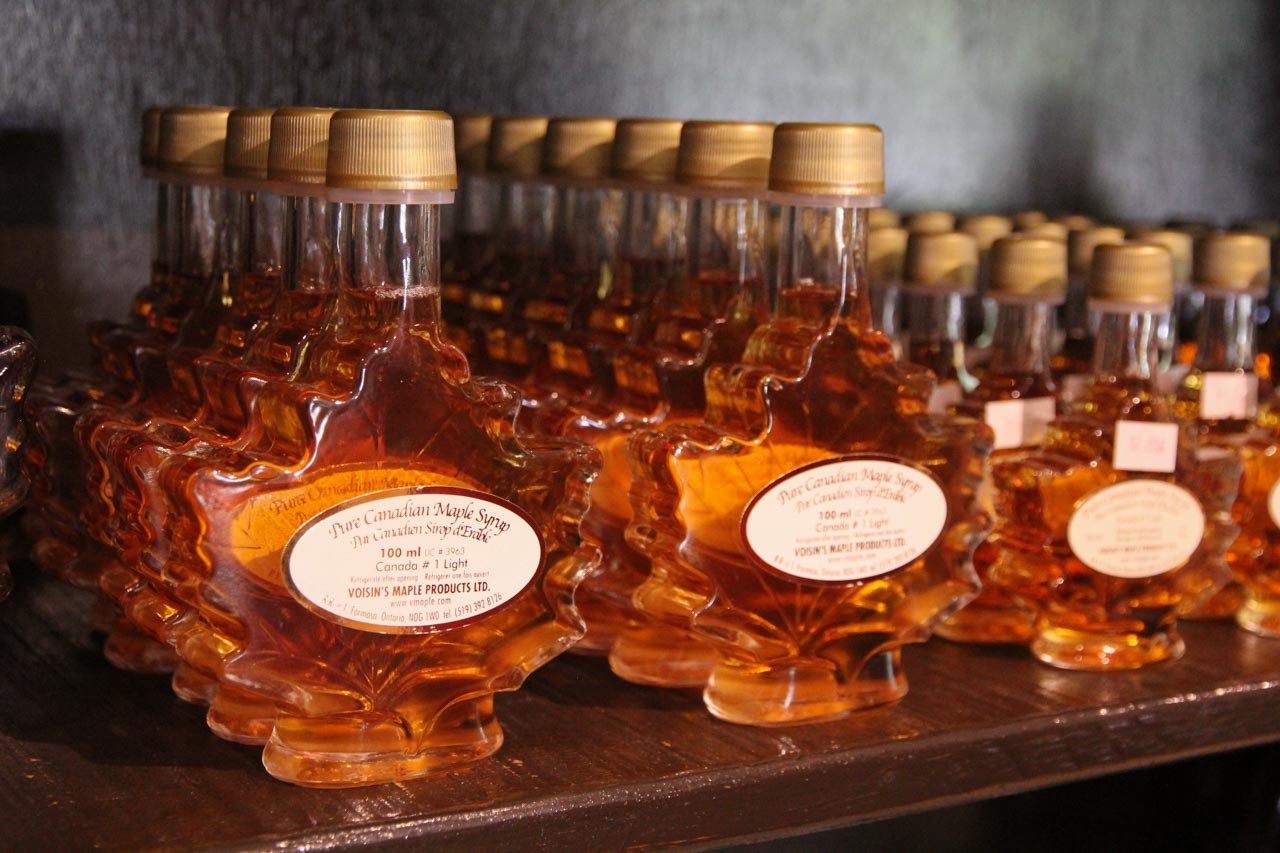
top-left (1067, 225), bottom-right (1126, 275)
top-left (1021, 221), bottom-right (1068, 241)
top-left (1013, 210), bottom-right (1048, 230)
top-left (268, 107), bottom-right (337, 188)
top-left (455, 113), bottom-right (493, 174)
top-left (543, 117), bottom-right (617, 180)
top-left (612, 118), bottom-right (684, 185)
top-left (904, 209), bottom-right (955, 234)
top-left (1193, 232), bottom-right (1271, 294)
top-left (1052, 213), bottom-right (1094, 231)
top-left (487, 115), bottom-right (548, 179)
top-left (959, 213), bottom-right (1014, 251)
top-left (903, 231), bottom-right (979, 292)
top-left (868, 226), bottom-right (909, 283)
top-left (768, 123), bottom-right (884, 199)
top-left (159, 105), bottom-right (232, 179)
top-left (676, 120), bottom-right (774, 193)
top-left (224, 107), bottom-right (274, 182)
top-left (1129, 228), bottom-right (1192, 284)
top-left (988, 235), bottom-right (1068, 303)
top-left (868, 208), bottom-right (900, 229)
top-left (326, 109), bottom-right (457, 197)
top-left (1088, 242), bottom-right (1173, 309)
top-left (1234, 219), bottom-right (1280, 241)
top-left (140, 107), bottom-right (164, 173)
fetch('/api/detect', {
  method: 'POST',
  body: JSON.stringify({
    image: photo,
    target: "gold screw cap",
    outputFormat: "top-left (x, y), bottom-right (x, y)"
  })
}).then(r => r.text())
top-left (768, 123), bottom-right (884, 197)
top-left (487, 115), bottom-right (548, 179)
top-left (959, 213), bottom-right (1014, 251)
top-left (1130, 228), bottom-right (1193, 284)
top-left (1088, 242), bottom-right (1173, 308)
top-left (612, 118), bottom-right (684, 184)
top-left (1067, 225), bottom-right (1125, 275)
top-left (224, 107), bottom-right (274, 182)
top-left (676, 120), bottom-right (774, 192)
top-left (1234, 219), bottom-right (1280, 242)
top-left (140, 107), bottom-right (164, 171)
top-left (159, 105), bottom-right (232, 178)
top-left (1013, 210), bottom-right (1049, 231)
top-left (543, 117), bottom-right (617, 180)
top-left (868, 208), bottom-right (900, 229)
top-left (1021, 221), bottom-right (1068, 241)
top-left (455, 113), bottom-right (493, 174)
top-left (868, 226), bottom-right (909, 283)
top-left (904, 209), bottom-right (955, 234)
top-left (1193, 233), bottom-right (1271, 293)
top-left (1052, 213), bottom-right (1094, 231)
top-left (268, 108), bottom-right (336, 187)
top-left (988, 235), bottom-right (1068, 302)
top-left (326, 109), bottom-right (457, 192)
top-left (903, 231), bottom-right (979, 291)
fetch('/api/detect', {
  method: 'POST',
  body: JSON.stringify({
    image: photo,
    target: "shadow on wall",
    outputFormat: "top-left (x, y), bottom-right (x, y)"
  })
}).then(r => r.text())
top-left (1021, 86), bottom-right (1109, 218)
top-left (0, 128), bottom-right (65, 369)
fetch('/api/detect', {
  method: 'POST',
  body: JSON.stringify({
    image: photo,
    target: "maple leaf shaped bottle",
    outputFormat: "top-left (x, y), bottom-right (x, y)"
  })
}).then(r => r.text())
top-left (627, 123), bottom-right (991, 725)
top-left (987, 242), bottom-right (1240, 669)
top-left (1053, 225), bottom-right (1125, 401)
top-left (1171, 232), bottom-right (1280, 632)
top-left (1128, 227), bottom-right (1193, 379)
top-left (181, 109), bottom-right (599, 786)
top-left (0, 326), bottom-right (35, 602)
top-left (543, 120), bottom-right (774, 684)
top-left (938, 235), bottom-right (1066, 643)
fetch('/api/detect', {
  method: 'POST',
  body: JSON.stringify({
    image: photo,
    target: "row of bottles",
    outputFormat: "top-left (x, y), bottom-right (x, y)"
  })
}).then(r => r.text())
top-left (14, 103), bottom-right (1280, 787)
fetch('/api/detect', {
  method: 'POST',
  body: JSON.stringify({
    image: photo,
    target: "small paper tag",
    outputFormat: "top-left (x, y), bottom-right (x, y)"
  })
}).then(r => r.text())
top-left (1112, 420), bottom-right (1180, 473)
top-left (1199, 372), bottom-right (1257, 420)
top-left (1060, 373), bottom-right (1091, 403)
top-left (983, 397), bottom-right (1056, 450)
top-left (928, 381), bottom-right (963, 414)
top-left (1156, 363), bottom-right (1192, 395)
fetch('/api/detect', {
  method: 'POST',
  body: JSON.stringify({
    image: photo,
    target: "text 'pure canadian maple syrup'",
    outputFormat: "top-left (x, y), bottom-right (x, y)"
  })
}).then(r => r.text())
top-left (180, 109), bottom-right (599, 787)
top-left (988, 242), bottom-right (1240, 670)
top-left (626, 123), bottom-right (991, 725)
top-left (939, 234), bottom-right (1066, 644)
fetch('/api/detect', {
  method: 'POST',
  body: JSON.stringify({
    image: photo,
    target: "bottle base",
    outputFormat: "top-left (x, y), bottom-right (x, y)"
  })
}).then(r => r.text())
top-left (1031, 624), bottom-right (1184, 670)
top-left (1237, 594), bottom-right (1280, 638)
top-left (609, 627), bottom-right (716, 688)
top-left (206, 686), bottom-right (276, 746)
top-left (702, 650), bottom-right (907, 726)
top-left (935, 607), bottom-right (1036, 645)
top-left (261, 701), bottom-right (503, 788)
top-left (170, 662), bottom-right (216, 706)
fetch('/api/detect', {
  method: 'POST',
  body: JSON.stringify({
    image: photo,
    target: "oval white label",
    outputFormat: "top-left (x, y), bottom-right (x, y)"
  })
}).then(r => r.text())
top-left (1269, 479), bottom-right (1280, 530)
top-left (282, 487), bottom-right (544, 634)
top-left (740, 456), bottom-right (949, 584)
top-left (1066, 479), bottom-right (1204, 579)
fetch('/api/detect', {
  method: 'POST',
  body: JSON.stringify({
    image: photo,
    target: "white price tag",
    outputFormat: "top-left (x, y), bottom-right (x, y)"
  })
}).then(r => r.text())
top-left (1061, 373), bottom-right (1091, 403)
top-left (1111, 420), bottom-right (1180, 473)
top-left (928, 381), bottom-right (963, 414)
top-left (983, 397), bottom-right (1056, 450)
top-left (1200, 372), bottom-right (1257, 420)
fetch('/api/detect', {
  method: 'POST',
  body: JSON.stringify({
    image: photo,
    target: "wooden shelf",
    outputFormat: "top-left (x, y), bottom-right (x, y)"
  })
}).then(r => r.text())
top-left (3, 562), bottom-right (1280, 851)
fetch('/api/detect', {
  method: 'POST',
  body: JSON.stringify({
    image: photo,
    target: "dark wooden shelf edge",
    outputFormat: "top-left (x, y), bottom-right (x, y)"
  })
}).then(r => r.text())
top-left (246, 679), bottom-right (1280, 852)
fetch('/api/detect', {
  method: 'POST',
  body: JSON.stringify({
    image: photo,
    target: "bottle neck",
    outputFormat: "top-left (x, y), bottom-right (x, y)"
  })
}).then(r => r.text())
top-left (612, 187), bottom-right (687, 308)
top-left (683, 195), bottom-right (768, 323)
top-left (776, 203), bottom-right (871, 331)
top-left (457, 172), bottom-right (500, 237)
top-left (494, 179), bottom-right (554, 267)
top-left (1192, 290), bottom-right (1257, 372)
top-left (343, 201), bottom-right (443, 334)
top-left (1092, 309), bottom-right (1166, 382)
top-left (550, 184), bottom-right (612, 278)
top-left (284, 194), bottom-right (340, 294)
top-left (175, 183), bottom-right (229, 280)
top-left (988, 300), bottom-right (1056, 375)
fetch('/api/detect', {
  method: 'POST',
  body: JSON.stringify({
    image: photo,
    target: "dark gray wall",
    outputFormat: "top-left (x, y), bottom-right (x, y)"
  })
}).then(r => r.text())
top-left (2, 0), bottom-right (1277, 370)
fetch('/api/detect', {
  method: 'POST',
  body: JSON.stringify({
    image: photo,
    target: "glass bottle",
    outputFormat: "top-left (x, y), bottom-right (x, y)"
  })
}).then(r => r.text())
top-left (545, 120), bottom-right (774, 685)
top-left (867, 207), bottom-right (900, 229)
top-left (440, 113), bottom-right (497, 357)
top-left (0, 327), bottom-right (36, 602)
top-left (938, 235), bottom-right (1065, 643)
top-left (958, 213), bottom-right (1013, 352)
top-left (988, 242), bottom-right (1240, 669)
top-left (1130, 228), bottom-right (1193, 378)
top-left (180, 109), bottom-right (599, 787)
top-left (901, 230), bottom-right (980, 413)
top-left (867, 225), bottom-right (907, 356)
top-left (627, 123), bottom-right (990, 724)
top-left (1173, 233), bottom-right (1275, 628)
top-left (466, 115), bottom-right (551, 377)
top-left (530, 118), bottom-right (685, 417)
top-left (1053, 225), bottom-right (1125, 400)
top-left (904, 209), bottom-right (955, 234)
top-left (1239, 219), bottom-right (1280, 387)
top-left (1053, 213), bottom-right (1095, 231)
top-left (491, 117), bottom-right (616, 387)
top-left (1013, 210), bottom-right (1049, 231)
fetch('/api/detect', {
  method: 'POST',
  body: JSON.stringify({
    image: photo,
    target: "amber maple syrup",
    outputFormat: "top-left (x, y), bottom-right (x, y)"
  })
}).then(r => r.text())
top-left (987, 242), bottom-right (1240, 669)
top-left (626, 124), bottom-right (990, 725)
top-left (1171, 232), bottom-right (1280, 632)
top-left (169, 110), bottom-right (600, 787)
top-left (939, 235), bottom-right (1065, 643)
